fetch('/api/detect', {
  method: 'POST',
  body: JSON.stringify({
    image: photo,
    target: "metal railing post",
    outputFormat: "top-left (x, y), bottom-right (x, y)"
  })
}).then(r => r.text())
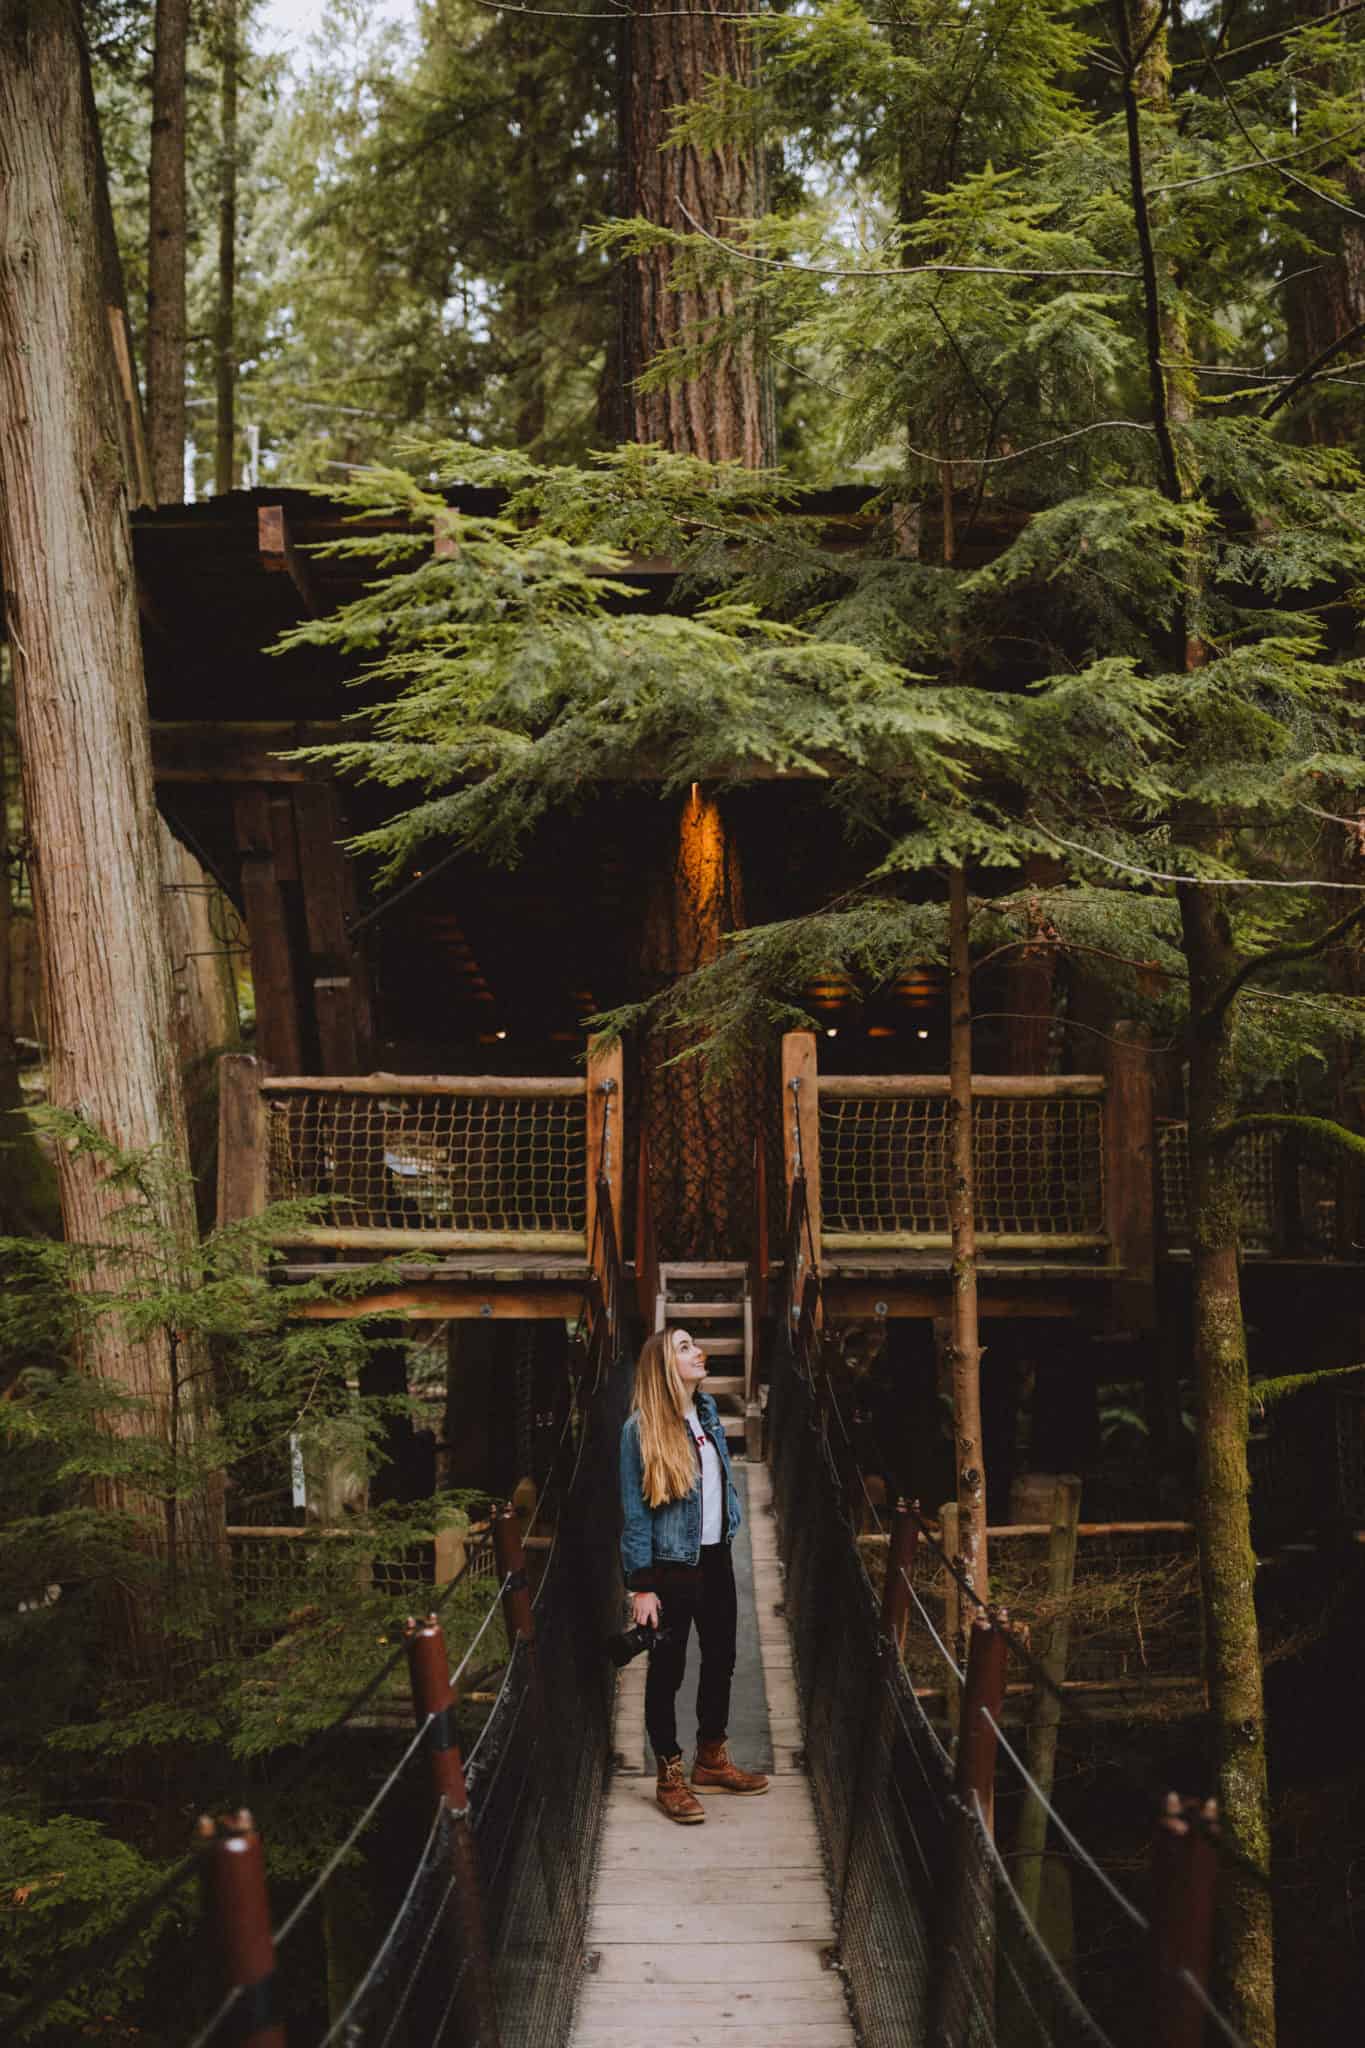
top-left (197, 1809), bottom-right (286, 2048)
top-left (879, 1498), bottom-right (919, 1656)
top-left (405, 1614), bottom-right (501, 2048)
top-left (957, 1613), bottom-right (1008, 1837)
top-left (1148, 1794), bottom-right (1219, 2048)
top-left (492, 1503), bottom-right (534, 1655)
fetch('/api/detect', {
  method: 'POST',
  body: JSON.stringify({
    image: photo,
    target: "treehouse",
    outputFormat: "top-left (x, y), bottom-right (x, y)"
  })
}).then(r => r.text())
top-left (133, 485), bottom-right (1365, 1529)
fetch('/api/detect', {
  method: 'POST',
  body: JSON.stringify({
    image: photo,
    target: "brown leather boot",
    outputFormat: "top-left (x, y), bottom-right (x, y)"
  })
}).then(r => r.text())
top-left (656, 1754), bottom-right (706, 1824)
top-left (692, 1738), bottom-right (769, 1795)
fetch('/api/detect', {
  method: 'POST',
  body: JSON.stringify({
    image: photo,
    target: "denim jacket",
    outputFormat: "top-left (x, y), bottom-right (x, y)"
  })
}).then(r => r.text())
top-left (619, 1390), bottom-right (743, 1589)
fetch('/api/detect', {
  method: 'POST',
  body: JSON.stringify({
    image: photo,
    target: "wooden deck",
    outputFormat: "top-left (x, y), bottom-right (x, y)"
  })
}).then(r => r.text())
top-left (570, 1462), bottom-right (855, 2048)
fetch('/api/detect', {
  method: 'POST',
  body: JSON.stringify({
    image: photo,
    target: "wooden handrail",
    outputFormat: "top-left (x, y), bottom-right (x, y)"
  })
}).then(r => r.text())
top-left (260, 1074), bottom-right (585, 1097)
top-left (817, 1073), bottom-right (1106, 1099)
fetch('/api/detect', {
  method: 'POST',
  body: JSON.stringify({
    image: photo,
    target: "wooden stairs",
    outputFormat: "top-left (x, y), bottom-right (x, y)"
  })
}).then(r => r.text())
top-left (654, 1261), bottom-right (762, 1459)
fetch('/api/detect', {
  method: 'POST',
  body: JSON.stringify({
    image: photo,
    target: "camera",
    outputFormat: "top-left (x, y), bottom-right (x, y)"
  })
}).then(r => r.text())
top-left (606, 1620), bottom-right (673, 1669)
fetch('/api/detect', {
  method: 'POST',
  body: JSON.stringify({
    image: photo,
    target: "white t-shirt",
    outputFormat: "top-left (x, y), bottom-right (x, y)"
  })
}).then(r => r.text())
top-left (684, 1402), bottom-right (724, 1545)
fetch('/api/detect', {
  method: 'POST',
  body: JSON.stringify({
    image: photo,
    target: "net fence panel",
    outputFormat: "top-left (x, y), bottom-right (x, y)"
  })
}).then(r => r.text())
top-left (819, 1093), bottom-right (1105, 1243)
top-left (1158, 1119), bottom-right (1344, 1255)
top-left (460, 1342), bottom-right (629, 2048)
top-left (768, 1308), bottom-right (1129, 2048)
top-left (264, 1087), bottom-right (587, 1236)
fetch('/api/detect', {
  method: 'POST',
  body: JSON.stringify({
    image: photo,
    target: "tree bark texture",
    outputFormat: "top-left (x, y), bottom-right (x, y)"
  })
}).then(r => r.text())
top-left (214, 0), bottom-right (238, 497)
top-left (639, 786), bottom-right (762, 1259)
top-left (1284, 0), bottom-right (1365, 441)
top-left (1178, 883), bottom-right (1276, 2048)
top-left (947, 866), bottom-right (987, 1615)
top-left (0, 0), bottom-right (222, 1646)
top-left (148, 0), bottom-right (189, 501)
top-left (619, 0), bottom-right (772, 461)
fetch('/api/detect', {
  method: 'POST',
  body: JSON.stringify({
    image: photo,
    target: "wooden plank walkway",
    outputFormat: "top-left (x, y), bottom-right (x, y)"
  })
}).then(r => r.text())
top-left (570, 1462), bottom-right (855, 2048)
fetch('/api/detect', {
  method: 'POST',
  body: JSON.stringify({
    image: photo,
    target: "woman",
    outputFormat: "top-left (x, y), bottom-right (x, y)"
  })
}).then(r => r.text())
top-left (619, 1326), bottom-right (769, 1823)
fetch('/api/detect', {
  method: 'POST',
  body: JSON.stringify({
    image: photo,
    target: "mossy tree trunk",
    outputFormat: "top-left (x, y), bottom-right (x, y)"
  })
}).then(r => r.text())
top-left (0, 0), bottom-right (223, 1671)
top-left (1178, 885), bottom-right (1276, 2046)
top-left (946, 867), bottom-right (987, 1614)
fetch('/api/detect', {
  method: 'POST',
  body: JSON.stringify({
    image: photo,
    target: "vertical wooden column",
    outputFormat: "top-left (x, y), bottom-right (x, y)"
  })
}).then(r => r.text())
top-left (781, 1030), bottom-right (821, 1273)
top-left (585, 1035), bottom-right (625, 1259)
top-left (233, 787), bottom-right (304, 1072)
top-left (1014, 1474), bottom-right (1082, 1925)
top-left (292, 783), bottom-right (373, 1074)
top-left (216, 1052), bottom-right (268, 1229)
top-left (1103, 1020), bottom-right (1156, 1334)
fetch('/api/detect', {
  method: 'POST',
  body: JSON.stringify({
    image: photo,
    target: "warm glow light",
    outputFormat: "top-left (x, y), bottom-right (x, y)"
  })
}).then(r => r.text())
top-left (917, 1029), bottom-right (930, 1040)
top-left (495, 1029), bottom-right (508, 1040)
top-left (826, 1027), bottom-right (838, 1037)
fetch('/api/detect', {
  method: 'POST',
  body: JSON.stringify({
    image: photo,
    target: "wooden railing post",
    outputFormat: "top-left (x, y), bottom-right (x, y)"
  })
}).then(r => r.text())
top-left (217, 1053), bottom-right (269, 1230)
top-left (879, 1498), bottom-right (919, 1656)
top-left (586, 1034), bottom-right (624, 1273)
top-left (405, 1616), bottom-right (501, 2048)
top-left (196, 1810), bottom-right (286, 2048)
top-left (781, 1030), bottom-right (822, 1283)
top-left (940, 1499), bottom-right (962, 1742)
top-left (1148, 1795), bottom-right (1218, 2048)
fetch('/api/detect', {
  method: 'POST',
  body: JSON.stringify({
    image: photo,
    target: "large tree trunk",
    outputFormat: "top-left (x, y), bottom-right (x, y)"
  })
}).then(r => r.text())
top-left (1284, 0), bottom-right (1365, 442)
top-left (148, 0), bottom-right (189, 501)
top-left (640, 786), bottom-right (761, 1258)
top-left (0, 0), bottom-right (222, 1665)
top-left (1178, 886), bottom-right (1276, 2046)
top-left (618, 0), bottom-right (772, 461)
top-left (945, 867), bottom-right (987, 1613)
top-left (621, 6), bottom-right (770, 1254)
top-left (214, 0), bottom-right (238, 497)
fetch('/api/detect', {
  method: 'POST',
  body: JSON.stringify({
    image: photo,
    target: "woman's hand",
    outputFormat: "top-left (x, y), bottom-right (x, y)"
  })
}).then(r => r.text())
top-left (631, 1591), bottom-right (661, 1630)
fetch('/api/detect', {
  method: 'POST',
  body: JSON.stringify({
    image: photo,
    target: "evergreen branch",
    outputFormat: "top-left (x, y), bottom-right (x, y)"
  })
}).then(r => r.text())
top-left (1115, 0), bottom-right (1181, 505)
top-left (1172, 0), bottom-right (1365, 71)
top-left (1205, 895), bottom-right (1365, 1021)
top-left (1206, 48), bottom-right (1365, 232)
top-left (674, 201), bottom-right (1140, 280)
top-left (906, 418), bottom-right (1153, 468)
top-left (1151, 116), bottom-right (1365, 198)
top-left (1033, 822), bottom-right (1365, 891)
top-left (1263, 316), bottom-right (1365, 420)
top-left (1206, 1112), bottom-right (1365, 1167)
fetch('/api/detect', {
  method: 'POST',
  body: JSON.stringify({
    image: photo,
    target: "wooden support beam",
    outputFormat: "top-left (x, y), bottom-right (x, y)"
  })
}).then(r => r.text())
top-left (780, 1030), bottom-right (821, 1271)
top-left (270, 1226), bottom-right (583, 1252)
top-left (586, 1035), bottom-right (625, 1261)
top-left (292, 1285), bottom-right (583, 1321)
top-left (233, 787), bottom-right (305, 1072)
top-left (825, 1284), bottom-right (1083, 1320)
top-left (217, 1052), bottom-right (268, 1228)
top-left (151, 722), bottom-right (350, 783)
top-left (292, 783), bottom-right (371, 1072)
top-left (257, 504), bottom-right (318, 613)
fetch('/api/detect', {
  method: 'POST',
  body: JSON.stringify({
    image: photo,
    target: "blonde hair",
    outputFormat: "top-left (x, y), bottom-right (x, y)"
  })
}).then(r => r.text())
top-left (631, 1330), bottom-right (698, 1508)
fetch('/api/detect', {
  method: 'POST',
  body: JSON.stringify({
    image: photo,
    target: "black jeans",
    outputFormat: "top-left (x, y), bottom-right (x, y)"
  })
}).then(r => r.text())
top-left (644, 1543), bottom-right (737, 1762)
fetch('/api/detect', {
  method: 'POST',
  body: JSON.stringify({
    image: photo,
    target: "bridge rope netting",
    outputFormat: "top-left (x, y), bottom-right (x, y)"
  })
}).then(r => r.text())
top-left (8, 1253), bottom-right (631, 2048)
top-left (768, 1172), bottom-right (1252, 2048)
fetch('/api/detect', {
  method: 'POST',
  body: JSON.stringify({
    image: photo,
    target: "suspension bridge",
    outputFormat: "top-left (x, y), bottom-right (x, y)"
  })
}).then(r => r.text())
top-left (8, 1038), bottom-right (1258, 2048)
